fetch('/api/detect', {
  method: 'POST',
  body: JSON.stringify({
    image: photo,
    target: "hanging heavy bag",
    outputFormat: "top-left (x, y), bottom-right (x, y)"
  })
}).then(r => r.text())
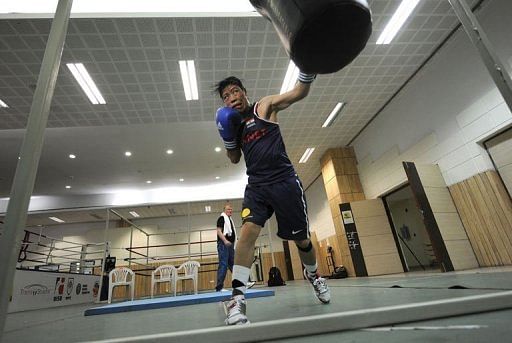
top-left (249, 0), bottom-right (372, 74)
top-left (267, 266), bottom-right (286, 286)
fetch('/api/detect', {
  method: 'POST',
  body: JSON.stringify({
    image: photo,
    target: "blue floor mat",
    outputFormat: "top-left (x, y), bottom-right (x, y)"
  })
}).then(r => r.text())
top-left (84, 289), bottom-right (274, 316)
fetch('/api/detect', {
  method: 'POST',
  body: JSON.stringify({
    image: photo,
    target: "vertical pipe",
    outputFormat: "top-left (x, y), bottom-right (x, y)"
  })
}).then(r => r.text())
top-left (0, 0), bottom-right (73, 335)
top-left (129, 225), bottom-right (133, 268)
top-left (267, 223), bottom-right (276, 267)
top-left (187, 202), bottom-right (191, 260)
top-left (146, 235), bottom-right (149, 266)
top-left (199, 230), bottom-right (203, 260)
top-left (97, 208), bottom-right (110, 303)
top-left (79, 245), bottom-right (87, 273)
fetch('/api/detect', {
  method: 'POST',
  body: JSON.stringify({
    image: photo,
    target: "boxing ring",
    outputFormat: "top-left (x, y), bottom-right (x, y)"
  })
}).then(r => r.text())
top-left (9, 228), bottom-right (107, 313)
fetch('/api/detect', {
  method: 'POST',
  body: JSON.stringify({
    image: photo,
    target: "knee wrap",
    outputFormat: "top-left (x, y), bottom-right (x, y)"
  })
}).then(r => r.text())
top-left (296, 241), bottom-right (313, 253)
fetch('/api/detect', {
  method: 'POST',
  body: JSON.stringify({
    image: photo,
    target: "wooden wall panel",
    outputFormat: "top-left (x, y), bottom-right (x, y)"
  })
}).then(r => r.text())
top-left (289, 239), bottom-right (304, 280)
top-left (314, 233), bottom-right (352, 277)
top-left (351, 199), bottom-right (403, 276)
top-left (359, 234), bottom-right (399, 256)
top-left (444, 240), bottom-right (480, 270)
top-left (352, 216), bottom-right (394, 236)
top-left (320, 147), bottom-right (366, 278)
top-left (424, 187), bottom-right (458, 213)
top-left (108, 257), bottom-right (220, 301)
top-left (449, 171), bottom-right (512, 267)
top-left (416, 164), bottom-right (478, 270)
top-left (486, 128), bottom-right (512, 195)
top-left (261, 251), bottom-right (288, 282)
top-left (433, 213), bottom-right (468, 240)
top-left (364, 254), bottom-right (403, 276)
top-left (351, 199), bottom-right (385, 218)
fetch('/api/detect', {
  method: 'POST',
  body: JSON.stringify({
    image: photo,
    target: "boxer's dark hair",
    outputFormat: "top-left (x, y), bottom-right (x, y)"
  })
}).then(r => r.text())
top-left (214, 76), bottom-right (246, 98)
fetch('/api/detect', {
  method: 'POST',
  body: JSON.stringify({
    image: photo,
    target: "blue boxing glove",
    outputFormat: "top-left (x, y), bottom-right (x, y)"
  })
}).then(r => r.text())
top-left (215, 107), bottom-right (242, 150)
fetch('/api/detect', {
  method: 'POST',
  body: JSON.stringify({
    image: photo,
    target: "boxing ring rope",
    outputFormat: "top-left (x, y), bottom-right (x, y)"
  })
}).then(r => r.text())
top-left (17, 229), bottom-right (108, 275)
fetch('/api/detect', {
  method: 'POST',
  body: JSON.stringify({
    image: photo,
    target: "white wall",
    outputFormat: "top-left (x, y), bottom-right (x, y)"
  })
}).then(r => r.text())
top-left (353, 0), bottom-right (512, 196)
top-left (305, 175), bottom-right (336, 241)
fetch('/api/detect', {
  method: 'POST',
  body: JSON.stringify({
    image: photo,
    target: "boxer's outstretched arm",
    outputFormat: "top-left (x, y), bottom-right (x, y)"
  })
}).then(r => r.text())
top-left (257, 72), bottom-right (315, 121)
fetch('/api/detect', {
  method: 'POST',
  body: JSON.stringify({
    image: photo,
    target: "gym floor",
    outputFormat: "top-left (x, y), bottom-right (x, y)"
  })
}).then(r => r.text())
top-left (3, 266), bottom-right (512, 343)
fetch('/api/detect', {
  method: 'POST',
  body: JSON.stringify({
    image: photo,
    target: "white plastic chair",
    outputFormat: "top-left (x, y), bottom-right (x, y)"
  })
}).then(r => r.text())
top-left (108, 267), bottom-right (135, 303)
top-left (174, 261), bottom-right (200, 296)
top-left (151, 265), bottom-right (176, 298)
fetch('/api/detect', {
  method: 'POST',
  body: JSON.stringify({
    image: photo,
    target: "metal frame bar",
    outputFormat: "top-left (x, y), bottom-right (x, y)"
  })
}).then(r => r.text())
top-left (0, 0), bottom-right (73, 336)
top-left (86, 291), bottom-right (512, 343)
top-left (448, 0), bottom-right (512, 112)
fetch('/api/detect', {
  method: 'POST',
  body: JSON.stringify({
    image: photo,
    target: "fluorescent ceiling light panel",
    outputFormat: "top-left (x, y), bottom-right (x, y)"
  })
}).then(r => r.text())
top-left (66, 63), bottom-right (106, 104)
top-left (129, 211), bottom-right (140, 217)
top-left (0, 99), bottom-right (8, 108)
top-left (0, 1), bottom-right (258, 17)
top-left (322, 102), bottom-right (346, 128)
top-left (179, 60), bottom-right (199, 101)
top-left (376, 0), bottom-right (420, 45)
top-left (49, 216), bottom-right (65, 223)
top-left (299, 147), bottom-right (315, 164)
top-left (280, 61), bottom-right (300, 94)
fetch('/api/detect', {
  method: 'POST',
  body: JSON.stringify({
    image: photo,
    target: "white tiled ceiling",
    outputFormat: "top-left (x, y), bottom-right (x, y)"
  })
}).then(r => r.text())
top-left (0, 0), bottom-right (484, 221)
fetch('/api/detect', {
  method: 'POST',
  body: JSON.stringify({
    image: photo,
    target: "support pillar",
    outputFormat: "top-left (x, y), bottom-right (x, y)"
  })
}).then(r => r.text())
top-left (320, 147), bottom-right (365, 276)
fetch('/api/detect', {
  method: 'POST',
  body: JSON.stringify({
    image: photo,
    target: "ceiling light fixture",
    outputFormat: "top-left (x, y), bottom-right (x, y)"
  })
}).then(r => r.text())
top-left (146, 180), bottom-right (152, 184)
top-left (215, 176), bottom-right (220, 180)
top-left (166, 149), bottom-right (174, 155)
top-left (376, 0), bottom-right (421, 45)
top-left (0, 99), bottom-right (8, 108)
top-left (69, 154), bottom-right (76, 159)
top-left (214, 147), bottom-right (222, 152)
top-left (178, 60), bottom-right (199, 101)
top-left (0, 1), bottom-right (257, 17)
top-left (125, 151), bottom-right (132, 157)
top-left (179, 178), bottom-right (184, 182)
top-left (49, 216), bottom-right (65, 223)
top-left (322, 102), bottom-right (346, 128)
top-left (205, 205), bottom-right (211, 212)
top-left (280, 61), bottom-right (299, 94)
top-left (299, 147), bottom-right (315, 164)
top-left (129, 211), bottom-right (140, 217)
top-left (66, 63), bottom-right (106, 104)
top-left (65, 185), bottom-right (71, 189)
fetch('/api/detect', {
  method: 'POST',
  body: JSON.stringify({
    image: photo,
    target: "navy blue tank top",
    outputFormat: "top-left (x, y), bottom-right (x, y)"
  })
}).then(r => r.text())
top-left (240, 103), bottom-right (296, 185)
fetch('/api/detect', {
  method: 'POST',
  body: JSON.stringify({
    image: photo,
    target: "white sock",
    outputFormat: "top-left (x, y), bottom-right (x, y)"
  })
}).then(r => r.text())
top-left (303, 262), bottom-right (318, 279)
top-left (232, 265), bottom-right (251, 295)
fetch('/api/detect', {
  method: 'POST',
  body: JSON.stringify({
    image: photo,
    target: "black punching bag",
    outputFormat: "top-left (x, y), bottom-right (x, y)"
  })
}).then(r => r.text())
top-left (250, 0), bottom-right (372, 74)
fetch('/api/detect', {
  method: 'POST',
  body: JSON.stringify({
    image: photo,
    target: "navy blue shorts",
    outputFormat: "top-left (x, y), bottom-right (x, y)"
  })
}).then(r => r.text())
top-left (241, 175), bottom-right (310, 241)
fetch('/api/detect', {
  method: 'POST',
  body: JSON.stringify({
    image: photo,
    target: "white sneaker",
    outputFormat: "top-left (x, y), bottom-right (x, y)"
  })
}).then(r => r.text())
top-left (225, 295), bottom-right (250, 325)
top-left (247, 281), bottom-right (256, 289)
top-left (303, 269), bottom-right (331, 304)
